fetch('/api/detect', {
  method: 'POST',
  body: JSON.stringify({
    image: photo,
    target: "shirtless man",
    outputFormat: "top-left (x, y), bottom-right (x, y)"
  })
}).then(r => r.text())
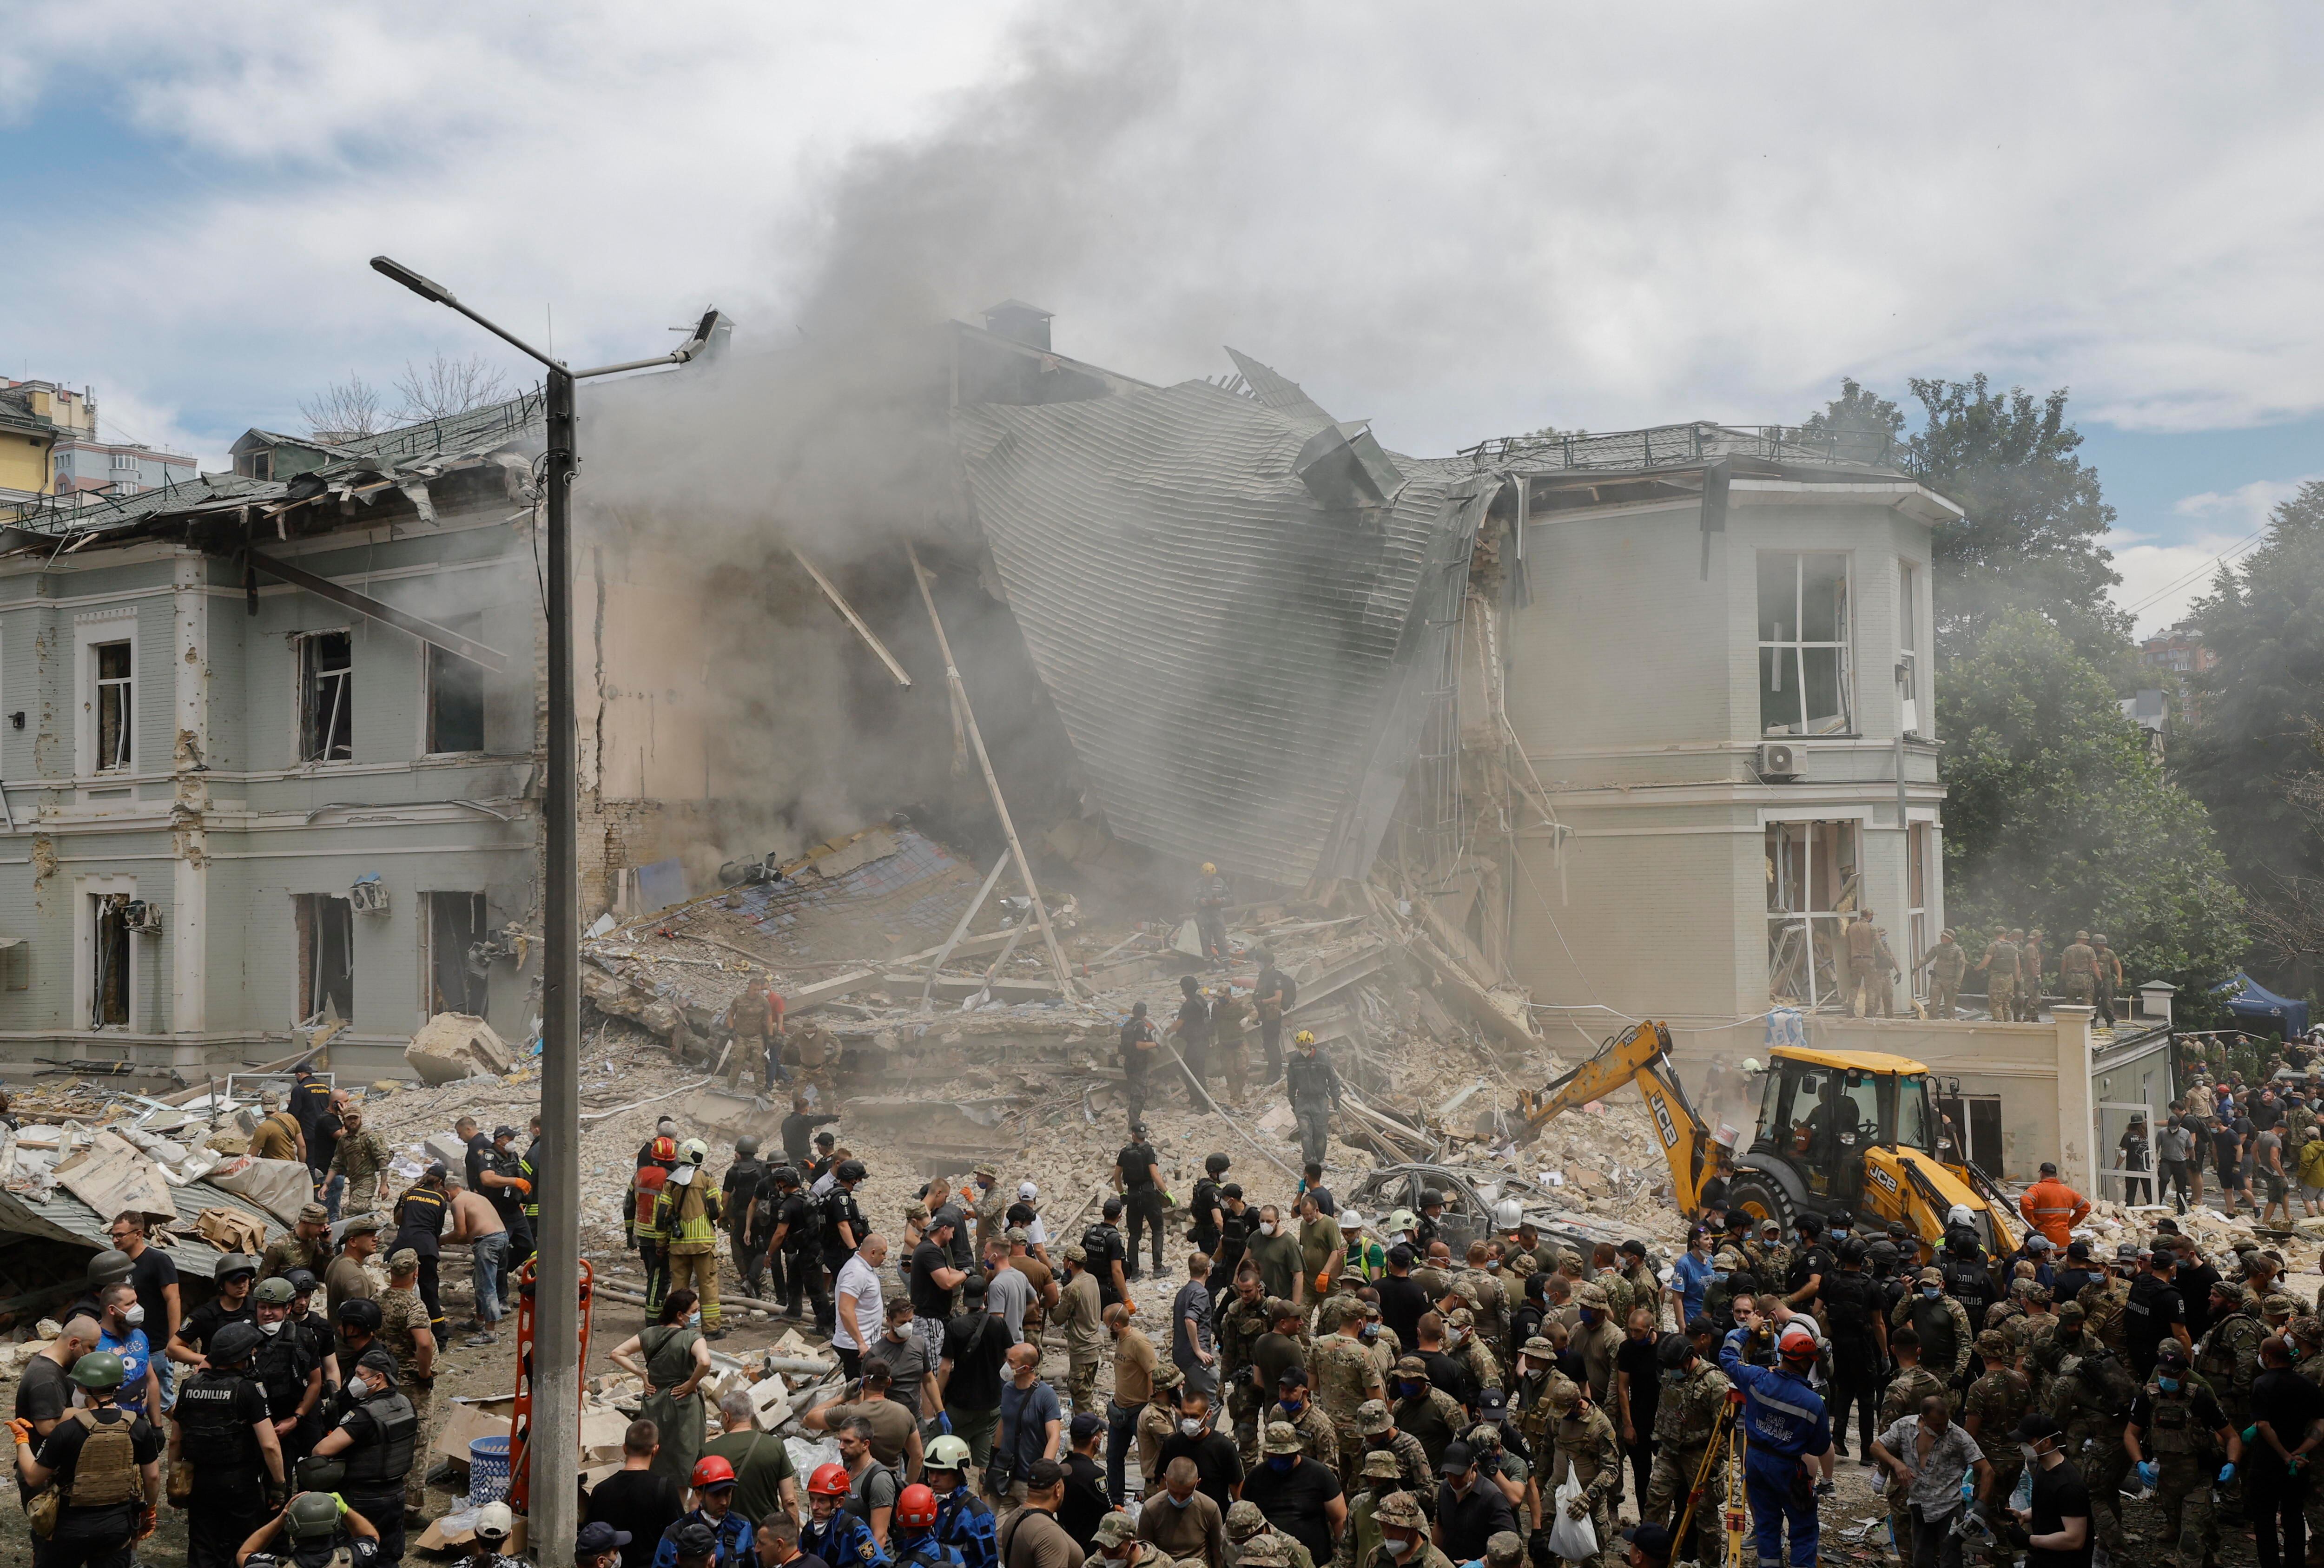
top-left (446, 1181), bottom-right (509, 1346)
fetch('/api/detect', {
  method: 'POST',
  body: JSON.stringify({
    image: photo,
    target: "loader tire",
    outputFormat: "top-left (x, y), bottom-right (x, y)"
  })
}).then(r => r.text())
top-left (1725, 1171), bottom-right (1794, 1232)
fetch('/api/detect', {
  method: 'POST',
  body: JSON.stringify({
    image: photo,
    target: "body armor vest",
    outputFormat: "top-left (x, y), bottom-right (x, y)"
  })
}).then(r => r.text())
top-left (343, 1392), bottom-right (418, 1489)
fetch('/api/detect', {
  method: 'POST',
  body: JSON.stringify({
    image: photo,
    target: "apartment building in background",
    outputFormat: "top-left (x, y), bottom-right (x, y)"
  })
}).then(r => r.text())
top-left (0, 379), bottom-right (197, 506)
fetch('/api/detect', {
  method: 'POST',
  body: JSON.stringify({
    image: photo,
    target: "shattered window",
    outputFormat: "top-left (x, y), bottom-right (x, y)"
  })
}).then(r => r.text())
top-left (1758, 552), bottom-right (1852, 736)
top-left (294, 893), bottom-right (354, 1024)
top-left (1764, 819), bottom-right (1860, 1008)
top-left (93, 640), bottom-right (132, 772)
top-left (298, 631), bottom-right (353, 764)
top-left (426, 626), bottom-right (487, 755)
top-left (89, 894), bottom-right (129, 1028)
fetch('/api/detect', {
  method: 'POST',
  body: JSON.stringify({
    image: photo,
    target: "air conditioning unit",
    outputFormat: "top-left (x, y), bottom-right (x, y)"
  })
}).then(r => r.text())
top-left (122, 900), bottom-right (164, 934)
top-left (1755, 743), bottom-right (1801, 782)
top-left (350, 874), bottom-right (390, 915)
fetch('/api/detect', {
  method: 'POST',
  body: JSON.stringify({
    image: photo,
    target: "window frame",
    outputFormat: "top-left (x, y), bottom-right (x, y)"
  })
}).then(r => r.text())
top-left (1898, 560), bottom-right (1922, 736)
top-left (292, 892), bottom-right (355, 1025)
top-left (422, 616), bottom-right (489, 757)
top-left (77, 876), bottom-right (138, 1032)
top-left (92, 639), bottom-right (133, 774)
top-left (1756, 551), bottom-right (1855, 738)
top-left (1764, 818), bottom-right (1863, 1009)
top-left (295, 628), bottom-right (355, 765)
top-left (420, 889), bottom-right (489, 1018)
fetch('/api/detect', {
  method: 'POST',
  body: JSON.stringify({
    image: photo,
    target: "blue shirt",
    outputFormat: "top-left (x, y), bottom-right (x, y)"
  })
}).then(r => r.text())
top-left (891, 1530), bottom-right (966, 1568)
top-left (805, 1507), bottom-right (888, 1568)
top-left (1670, 1252), bottom-right (1714, 1324)
top-left (98, 1327), bottom-right (152, 1414)
top-left (1718, 1340), bottom-right (1830, 1461)
top-left (653, 1509), bottom-right (753, 1568)
top-left (994, 1377), bottom-right (1062, 1486)
top-left (936, 1490), bottom-right (997, 1568)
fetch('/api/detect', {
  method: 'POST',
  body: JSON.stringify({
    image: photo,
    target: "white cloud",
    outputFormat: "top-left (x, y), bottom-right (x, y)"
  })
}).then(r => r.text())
top-left (2172, 475), bottom-right (2321, 531)
top-left (7, 4), bottom-right (2324, 466)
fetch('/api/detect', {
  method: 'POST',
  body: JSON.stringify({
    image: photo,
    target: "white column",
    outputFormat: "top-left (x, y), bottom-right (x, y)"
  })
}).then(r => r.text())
top-left (170, 553), bottom-right (208, 1036)
top-left (2052, 1006), bottom-right (2096, 1194)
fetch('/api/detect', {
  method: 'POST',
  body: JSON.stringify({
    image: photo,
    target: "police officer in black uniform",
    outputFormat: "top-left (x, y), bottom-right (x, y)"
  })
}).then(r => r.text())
top-left (1819, 1237), bottom-right (1885, 1460)
top-left (1207, 1184), bottom-right (1254, 1307)
top-left (1190, 1154), bottom-right (1230, 1258)
top-left (1414, 1191), bottom-right (1446, 1257)
top-left (172, 1319), bottom-right (288, 1568)
top-left (251, 1277), bottom-right (324, 1469)
top-left (390, 1165), bottom-right (451, 1337)
top-left (307, 1347), bottom-right (418, 1564)
top-left (723, 1135), bottom-right (771, 1300)
top-left (816, 1160), bottom-right (869, 1334)
top-left (485, 1126), bottom-right (534, 1289)
top-left (1081, 1199), bottom-right (1129, 1309)
top-left (762, 1166), bottom-right (821, 1323)
top-left (1115, 1124), bottom-right (1167, 1281)
top-left (283, 1269), bottom-right (341, 1435)
top-left (1783, 1213), bottom-right (1835, 1311)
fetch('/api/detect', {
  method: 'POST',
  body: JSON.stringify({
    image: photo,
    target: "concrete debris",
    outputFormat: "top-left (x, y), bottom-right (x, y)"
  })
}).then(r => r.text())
top-left (405, 1012), bottom-right (519, 1084)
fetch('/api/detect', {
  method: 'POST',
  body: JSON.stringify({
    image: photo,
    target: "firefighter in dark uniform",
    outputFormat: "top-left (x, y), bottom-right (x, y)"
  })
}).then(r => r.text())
top-left (307, 1347), bottom-right (419, 1565)
top-left (519, 1116), bottom-right (544, 1271)
top-left (390, 1165), bottom-right (451, 1337)
top-left (170, 1319), bottom-right (287, 1568)
top-left (723, 1135), bottom-right (772, 1301)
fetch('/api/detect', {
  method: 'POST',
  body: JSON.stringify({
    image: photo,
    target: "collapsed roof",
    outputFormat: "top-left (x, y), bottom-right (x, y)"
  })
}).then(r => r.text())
top-left (953, 341), bottom-right (1493, 888)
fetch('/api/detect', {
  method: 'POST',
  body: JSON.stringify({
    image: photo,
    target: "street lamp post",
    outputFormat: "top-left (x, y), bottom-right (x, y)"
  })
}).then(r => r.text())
top-left (368, 258), bottom-right (720, 1567)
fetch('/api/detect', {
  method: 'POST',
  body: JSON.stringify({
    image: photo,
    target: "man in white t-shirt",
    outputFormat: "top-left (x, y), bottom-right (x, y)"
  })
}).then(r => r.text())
top-left (834, 1232), bottom-right (888, 1377)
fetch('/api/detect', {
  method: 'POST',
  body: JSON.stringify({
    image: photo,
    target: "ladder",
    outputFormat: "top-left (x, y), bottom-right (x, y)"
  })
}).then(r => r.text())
top-left (506, 1253), bottom-right (596, 1515)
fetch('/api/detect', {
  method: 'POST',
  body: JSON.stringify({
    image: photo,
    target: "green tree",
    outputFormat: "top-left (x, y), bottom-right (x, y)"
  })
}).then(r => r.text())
top-left (1801, 376), bottom-right (2129, 663)
top-left (1939, 611), bottom-right (2245, 1025)
top-left (2178, 479), bottom-right (2324, 984)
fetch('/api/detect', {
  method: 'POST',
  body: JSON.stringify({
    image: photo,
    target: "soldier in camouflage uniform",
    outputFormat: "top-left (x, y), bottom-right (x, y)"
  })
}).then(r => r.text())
top-left (2291, 1316), bottom-right (2324, 1548)
top-left (1454, 1249), bottom-right (1510, 1349)
top-left (1542, 1376), bottom-right (1621, 1568)
top-left (1880, 1331), bottom-right (1949, 1553)
top-left (1220, 1274), bottom-right (1273, 1384)
top-left (1312, 1311), bottom-right (1387, 1483)
top-left (376, 1248), bottom-right (437, 1513)
top-left (2124, 1344), bottom-right (2239, 1568)
top-left (1443, 1308), bottom-right (1503, 1403)
top-left (1750, 1223), bottom-right (1792, 1298)
top-left (1361, 1491), bottom-right (1452, 1568)
top-left (1960, 1331), bottom-right (2031, 1510)
top-left (2078, 1255), bottom-right (2132, 1357)
top-left (1340, 1448), bottom-right (1407, 1568)
top-left (1890, 1267), bottom-right (1974, 1391)
top-left (1617, 1244), bottom-right (1661, 1332)
top-left (2024, 1300), bottom-right (2092, 1408)
top-left (1274, 1367), bottom-right (1343, 1475)
top-left (1228, 1500), bottom-right (1317, 1568)
top-left (1640, 1333), bottom-right (1728, 1567)
top-left (2046, 1331), bottom-right (2135, 1559)
top-left (1588, 1258), bottom-right (1632, 1333)
top-left (328, 1104), bottom-right (394, 1215)
top-left (1998, 1282), bottom-right (2052, 1360)
top-left (262, 1202), bottom-right (336, 1281)
top-left (1351, 1401), bottom-right (1433, 1517)
top-left (2192, 1280), bottom-right (2262, 1432)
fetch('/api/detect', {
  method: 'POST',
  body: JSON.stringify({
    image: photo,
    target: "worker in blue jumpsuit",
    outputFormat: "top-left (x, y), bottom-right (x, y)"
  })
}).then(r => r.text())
top-left (1719, 1313), bottom-right (1831, 1568)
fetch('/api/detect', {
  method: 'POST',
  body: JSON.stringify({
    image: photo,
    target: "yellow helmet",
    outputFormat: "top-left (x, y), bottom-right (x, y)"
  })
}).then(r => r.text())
top-left (1294, 1030), bottom-right (1315, 1047)
top-left (1201, 862), bottom-right (1217, 875)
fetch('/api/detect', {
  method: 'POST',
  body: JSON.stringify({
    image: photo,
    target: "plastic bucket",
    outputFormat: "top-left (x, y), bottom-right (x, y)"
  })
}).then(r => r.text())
top-left (469, 1435), bottom-right (512, 1505)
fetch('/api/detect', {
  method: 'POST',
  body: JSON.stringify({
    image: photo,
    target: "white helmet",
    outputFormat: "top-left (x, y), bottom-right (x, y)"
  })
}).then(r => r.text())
top-left (1492, 1199), bottom-right (1525, 1231)
top-left (1948, 1204), bottom-right (1975, 1227)
top-left (1340, 1209), bottom-right (1364, 1228)
top-left (1739, 1057), bottom-right (1763, 1074)
top-left (680, 1137), bottom-right (709, 1165)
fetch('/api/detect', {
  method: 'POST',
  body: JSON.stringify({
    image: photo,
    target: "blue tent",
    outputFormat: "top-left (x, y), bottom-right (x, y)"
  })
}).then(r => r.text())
top-left (2220, 971), bottom-right (2311, 1039)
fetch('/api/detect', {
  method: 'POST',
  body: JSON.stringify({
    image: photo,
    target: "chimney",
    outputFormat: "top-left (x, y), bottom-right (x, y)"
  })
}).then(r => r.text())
top-left (981, 299), bottom-right (1054, 351)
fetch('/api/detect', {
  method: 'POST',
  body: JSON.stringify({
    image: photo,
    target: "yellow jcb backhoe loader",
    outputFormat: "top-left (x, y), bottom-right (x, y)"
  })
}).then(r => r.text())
top-left (1515, 1021), bottom-right (2022, 1259)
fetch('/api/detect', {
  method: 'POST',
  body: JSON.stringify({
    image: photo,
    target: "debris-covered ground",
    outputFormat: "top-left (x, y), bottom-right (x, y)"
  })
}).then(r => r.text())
top-left (0, 823), bottom-right (2310, 1563)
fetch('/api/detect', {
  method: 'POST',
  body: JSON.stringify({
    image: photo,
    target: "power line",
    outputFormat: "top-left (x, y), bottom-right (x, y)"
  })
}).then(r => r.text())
top-left (2120, 526), bottom-right (2269, 619)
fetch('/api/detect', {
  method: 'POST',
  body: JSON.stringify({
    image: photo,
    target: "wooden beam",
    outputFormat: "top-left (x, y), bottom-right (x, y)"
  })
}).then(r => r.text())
top-left (792, 547), bottom-right (911, 688)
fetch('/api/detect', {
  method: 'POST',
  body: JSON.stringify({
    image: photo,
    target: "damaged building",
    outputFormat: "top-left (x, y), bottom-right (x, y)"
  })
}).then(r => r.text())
top-left (0, 302), bottom-right (1970, 1100)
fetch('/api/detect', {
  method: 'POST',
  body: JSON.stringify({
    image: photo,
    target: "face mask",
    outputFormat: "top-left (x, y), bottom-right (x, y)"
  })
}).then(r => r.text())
top-left (1267, 1455), bottom-right (1295, 1473)
top-left (1180, 1418), bottom-right (1207, 1438)
top-left (122, 1306), bottom-right (145, 1328)
top-left (1578, 1310), bottom-right (1599, 1327)
top-left (1259, 1223), bottom-right (1278, 1237)
top-left (259, 1319), bottom-right (284, 1336)
top-left (1445, 1329), bottom-right (1464, 1348)
top-left (2019, 1443), bottom-right (2040, 1465)
top-left (688, 1311), bottom-right (704, 1330)
top-left (1922, 1287), bottom-right (1941, 1299)
top-left (347, 1377), bottom-right (371, 1400)
top-left (2156, 1377), bottom-right (2180, 1395)
top-left (1385, 1541), bottom-right (1415, 1560)
top-left (1712, 1271), bottom-right (1729, 1283)
top-left (1396, 1381), bottom-right (1420, 1399)
top-left (1831, 1229), bottom-right (1850, 1240)
top-left (1660, 1368), bottom-right (1684, 1386)
top-left (1167, 1491), bottom-right (1195, 1509)
top-left (1279, 1398), bottom-right (1305, 1417)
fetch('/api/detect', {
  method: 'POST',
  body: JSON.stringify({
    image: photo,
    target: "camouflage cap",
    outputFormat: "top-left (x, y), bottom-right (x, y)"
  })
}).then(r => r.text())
top-left (1484, 1533), bottom-right (1525, 1568)
top-left (1372, 1493), bottom-right (1427, 1530)
top-left (1237, 1534), bottom-right (1292, 1567)
top-left (1452, 1279), bottom-right (1481, 1307)
top-left (1712, 1250), bottom-right (1745, 1270)
top-left (1505, 1253), bottom-right (1537, 1277)
top-left (2264, 1294), bottom-right (2298, 1320)
top-left (342, 1215), bottom-right (382, 1237)
top-left (297, 1203), bottom-right (330, 1225)
top-left (1917, 1266), bottom-right (1944, 1285)
top-left (1445, 1307), bottom-right (1475, 1330)
top-left (1974, 1330), bottom-right (2011, 1358)
top-left (1361, 1448), bottom-right (1405, 1480)
top-left (1224, 1502), bottom-right (1268, 1540)
top-left (1092, 1514), bottom-right (1136, 1549)
top-left (1545, 1374), bottom-right (1580, 1413)
top-left (1394, 1355), bottom-right (1429, 1378)
top-left (2291, 1315), bottom-right (2324, 1345)
top-left (1520, 1336), bottom-right (1558, 1360)
top-left (1153, 1360), bottom-right (1185, 1390)
top-left (1261, 1420), bottom-right (1304, 1456)
top-left (1575, 1283), bottom-right (1610, 1311)
top-left (2056, 1301), bottom-right (2086, 1324)
top-left (1063, 1243), bottom-right (1088, 1262)
top-left (387, 1247), bottom-right (419, 1272)
top-left (1264, 1297), bottom-right (1298, 1321)
top-left (1357, 1399), bottom-right (1393, 1434)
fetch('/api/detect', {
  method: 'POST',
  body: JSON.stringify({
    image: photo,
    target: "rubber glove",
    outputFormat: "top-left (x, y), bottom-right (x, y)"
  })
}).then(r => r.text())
top-left (2218, 1463), bottom-right (2237, 1484)
top-left (2135, 1460), bottom-right (2158, 1489)
top-left (936, 1413), bottom-right (953, 1436)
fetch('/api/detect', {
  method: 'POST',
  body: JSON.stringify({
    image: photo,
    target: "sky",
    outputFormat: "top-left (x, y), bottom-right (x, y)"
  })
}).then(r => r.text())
top-left (4, 3), bottom-right (2322, 637)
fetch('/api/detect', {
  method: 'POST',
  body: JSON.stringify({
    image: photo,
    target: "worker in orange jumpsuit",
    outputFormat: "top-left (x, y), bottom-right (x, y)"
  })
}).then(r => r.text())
top-left (2017, 1160), bottom-right (2090, 1247)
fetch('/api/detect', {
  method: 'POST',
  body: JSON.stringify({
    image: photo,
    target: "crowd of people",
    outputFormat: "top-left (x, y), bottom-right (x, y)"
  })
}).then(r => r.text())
top-left (2138, 1038), bottom-right (2324, 1226)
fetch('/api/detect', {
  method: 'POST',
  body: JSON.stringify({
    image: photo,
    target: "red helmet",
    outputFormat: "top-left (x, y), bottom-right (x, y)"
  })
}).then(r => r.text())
top-left (690, 1456), bottom-right (737, 1490)
top-left (650, 1136), bottom-right (678, 1164)
top-left (896, 1483), bottom-right (939, 1527)
top-left (808, 1462), bottom-right (852, 1498)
